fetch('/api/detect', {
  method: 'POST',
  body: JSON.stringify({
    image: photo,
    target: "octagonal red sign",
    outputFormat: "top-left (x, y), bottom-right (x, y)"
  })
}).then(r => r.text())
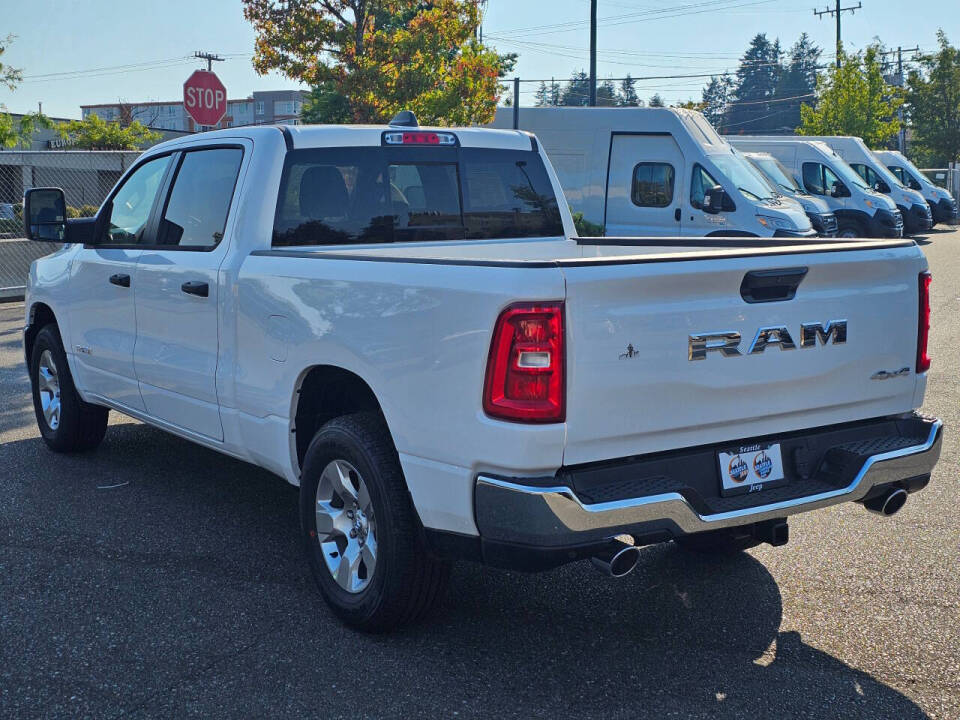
top-left (183, 70), bottom-right (227, 127)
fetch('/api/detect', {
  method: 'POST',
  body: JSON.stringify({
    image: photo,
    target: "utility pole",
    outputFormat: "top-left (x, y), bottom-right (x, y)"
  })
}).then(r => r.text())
top-left (589, 0), bottom-right (597, 106)
top-left (194, 51), bottom-right (224, 72)
top-left (814, 0), bottom-right (862, 68)
top-left (880, 45), bottom-right (919, 152)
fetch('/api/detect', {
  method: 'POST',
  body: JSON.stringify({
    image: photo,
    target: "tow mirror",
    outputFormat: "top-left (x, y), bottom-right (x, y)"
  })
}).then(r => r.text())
top-left (24, 187), bottom-right (66, 242)
top-left (703, 185), bottom-right (732, 214)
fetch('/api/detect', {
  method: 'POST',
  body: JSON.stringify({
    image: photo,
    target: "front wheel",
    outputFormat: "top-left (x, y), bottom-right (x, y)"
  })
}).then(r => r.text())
top-left (836, 221), bottom-right (864, 239)
top-left (30, 324), bottom-right (109, 453)
top-left (299, 412), bottom-right (450, 632)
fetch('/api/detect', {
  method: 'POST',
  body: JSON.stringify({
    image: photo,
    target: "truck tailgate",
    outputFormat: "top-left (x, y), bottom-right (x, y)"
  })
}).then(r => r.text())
top-left (561, 243), bottom-right (927, 465)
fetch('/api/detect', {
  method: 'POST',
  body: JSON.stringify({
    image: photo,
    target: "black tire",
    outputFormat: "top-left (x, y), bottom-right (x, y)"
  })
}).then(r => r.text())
top-left (299, 412), bottom-right (450, 632)
top-left (674, 528), bottom-right (761, 555)
top-left (836, 220), bottom-right (864, 239)
top-left (29, 324), bottom-right (109, 453)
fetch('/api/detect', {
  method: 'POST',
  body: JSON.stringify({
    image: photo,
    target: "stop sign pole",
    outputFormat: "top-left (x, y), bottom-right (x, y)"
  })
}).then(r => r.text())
top-left (183, 69), bottom-right (227, 128)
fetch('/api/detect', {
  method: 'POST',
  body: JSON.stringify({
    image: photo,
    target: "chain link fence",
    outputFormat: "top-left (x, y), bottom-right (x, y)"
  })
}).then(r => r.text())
top-left (0, 150), bottom-right (142, 299)
top-left (920, 165), bottom-right (960, 203)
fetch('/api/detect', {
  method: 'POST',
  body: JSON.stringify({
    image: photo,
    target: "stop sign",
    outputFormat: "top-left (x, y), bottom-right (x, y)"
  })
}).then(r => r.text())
top-left (183, 70), bottom-right (227, 127)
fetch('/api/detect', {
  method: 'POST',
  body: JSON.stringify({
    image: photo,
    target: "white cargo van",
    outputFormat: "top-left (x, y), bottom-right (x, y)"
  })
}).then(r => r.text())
top-left (489, 107), bottom-right (814, 238)
top-left (728, 138), bottom-right (903, 239)
top-left (875, 150), bottom-right (958, 226)
top-left (742, 152), bottom-right (837, 236)
top-left (746, 136), bottom-right (931, 235)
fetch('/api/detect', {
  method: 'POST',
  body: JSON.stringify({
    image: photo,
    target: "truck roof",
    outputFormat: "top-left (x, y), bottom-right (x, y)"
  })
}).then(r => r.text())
top-left (144, 123), bottom-right (535, 154)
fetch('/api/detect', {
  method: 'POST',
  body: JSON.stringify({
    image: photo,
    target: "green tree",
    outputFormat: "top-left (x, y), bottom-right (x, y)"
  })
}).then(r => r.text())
top-left (57, 114), bottom-right (160, 150)
top-left (799, 45), bottom-right (903, 146)
top-left (701, 75), bottom-right (733, 131)
top-left (560, 70), bottom-right (590, 106)
top-left (906, 30), bottom-right (960, 166)
top-left (648, 93), bottom-right (665, 107)
top-left (0, 33), bottom-right (53, 148)
top-left (0, 111), bottom-right (53, 149)
top-left (0, 33), bottom-right (22, 90)
top-left (534, 79), bottom-right (562, 107)
top-left (724, 33), bottom-right (783, 132)
top-left (301, 81), bottom-right (353, 124)
top-left (773, 33), bottom-right (821, 130)
top-left (243, 0), bottom-right (515, 125)
top-left (617, 75), bottom-right (640, 107)
top-left (596, 79), bottom-right (618, 107)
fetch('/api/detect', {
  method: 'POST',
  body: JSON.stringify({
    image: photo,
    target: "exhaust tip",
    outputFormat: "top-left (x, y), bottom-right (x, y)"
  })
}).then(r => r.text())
top-left (863, 486), bottom-right (908, 516)
top-left (591, 542), bottom-right (641, 578)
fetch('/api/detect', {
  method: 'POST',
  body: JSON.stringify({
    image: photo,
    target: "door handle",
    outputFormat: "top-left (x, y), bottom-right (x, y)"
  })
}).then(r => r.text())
top-left (740, 267), bottom-right (808, 304)
top-left (109, 273), bottom-right (130, 288)
top-left (674, 208), bottom-right (681, 222)
top-left (181, 281), bottom-right (209, 298)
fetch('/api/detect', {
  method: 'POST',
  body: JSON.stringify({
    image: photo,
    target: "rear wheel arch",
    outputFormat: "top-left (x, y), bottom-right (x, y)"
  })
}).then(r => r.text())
top-left (292, 365), bottom-right (390, 472)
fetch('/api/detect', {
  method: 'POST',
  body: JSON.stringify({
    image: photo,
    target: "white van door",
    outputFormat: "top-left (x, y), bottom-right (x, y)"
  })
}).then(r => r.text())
top-left (605, 134), bottom-right (684, 236)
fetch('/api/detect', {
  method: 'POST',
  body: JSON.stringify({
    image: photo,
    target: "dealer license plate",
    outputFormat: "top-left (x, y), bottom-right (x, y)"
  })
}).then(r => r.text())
top-left (717, 442), bottom-right (786, 497)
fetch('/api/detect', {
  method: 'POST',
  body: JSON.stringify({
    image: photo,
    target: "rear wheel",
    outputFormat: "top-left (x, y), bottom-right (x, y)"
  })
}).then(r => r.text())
top-left (674, 528), bottom-right (761, 555)
top-left (29, 324), bottom-right (109, 452)
top-left (299, 412), bottom-right (450, 631)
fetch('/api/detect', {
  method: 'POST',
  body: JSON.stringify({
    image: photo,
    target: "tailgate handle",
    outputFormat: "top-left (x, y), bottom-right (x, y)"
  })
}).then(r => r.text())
top-left (740, 267), bottom-right (808, 304)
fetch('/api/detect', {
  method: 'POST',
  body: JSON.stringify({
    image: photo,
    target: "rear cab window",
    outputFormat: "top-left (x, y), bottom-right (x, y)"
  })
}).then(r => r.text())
top-left (272, 145), bottom-right (564, 246)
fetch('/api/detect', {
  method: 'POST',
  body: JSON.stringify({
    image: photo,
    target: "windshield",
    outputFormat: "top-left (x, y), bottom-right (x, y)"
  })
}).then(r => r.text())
top-left (888, 155), bottom-right (929, 190)
top-left (864, 152), bottom-right (909, 190)
top-left (749, 155), bottom-right (801, 194)
top-left (710, 151), bottom-right (776, 201)
top-left (827, 155), bottom-right (871, 192)
top-left (891, 154), bottom-right (928, 187)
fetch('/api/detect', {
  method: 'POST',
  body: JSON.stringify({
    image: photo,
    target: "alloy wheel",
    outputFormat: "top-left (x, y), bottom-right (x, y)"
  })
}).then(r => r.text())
top-left (314, 459), bottom-right (378, 593)
top-left (37, 350), bottom-right (61, 431)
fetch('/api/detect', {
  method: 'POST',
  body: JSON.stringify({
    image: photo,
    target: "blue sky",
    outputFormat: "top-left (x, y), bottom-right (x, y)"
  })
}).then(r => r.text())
top-left (2, 0), bottom-right (958, 119)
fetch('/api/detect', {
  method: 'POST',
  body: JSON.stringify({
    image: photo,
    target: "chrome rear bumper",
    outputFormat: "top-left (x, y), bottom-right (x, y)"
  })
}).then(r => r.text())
top-left (475, 418), bottom-right (942, 547)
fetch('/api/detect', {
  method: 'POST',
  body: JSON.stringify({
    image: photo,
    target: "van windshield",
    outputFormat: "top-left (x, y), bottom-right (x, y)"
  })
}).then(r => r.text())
top-left (749, 155), bottom-right (801, 194)
top-left (273, 146), bottom-right (564, 246)
top-left (867, 154), bottom-right (908, 191)
top-left (827, 155), bottom-right (871, 191)
top-left (710, 151), bottom-right (775, 201)
top-left (893, 154), bottom-right (927, 184)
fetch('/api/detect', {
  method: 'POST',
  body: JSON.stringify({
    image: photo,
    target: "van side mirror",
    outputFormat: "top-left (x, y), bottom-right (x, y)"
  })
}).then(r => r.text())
top-left (908, 177), bottom-right (922, 191)
top-left (24, 187), bottom-right (67, 242)
top-left (874, 180), bottom-right (890, 193)
top-left (703, 185), bottom-right (733, 214)
top-left (830, 181), bottom-right (850, 198)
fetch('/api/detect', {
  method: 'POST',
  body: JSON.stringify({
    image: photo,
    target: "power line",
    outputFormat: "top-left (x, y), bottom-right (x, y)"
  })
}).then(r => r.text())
top-left (193, 51), bottom-right (225, 73)
top-left (813, 0), bottom-right (862, 68)
top-left (491, 0), bottom-right (781, 38)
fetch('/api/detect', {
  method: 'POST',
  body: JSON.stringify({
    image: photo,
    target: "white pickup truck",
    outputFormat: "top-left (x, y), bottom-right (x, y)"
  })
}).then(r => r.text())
top-left (22, 116), bottom-right (943, 631)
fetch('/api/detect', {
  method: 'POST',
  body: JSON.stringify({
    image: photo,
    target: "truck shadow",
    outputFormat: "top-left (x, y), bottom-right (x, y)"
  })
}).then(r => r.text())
top-left (0, 423), bottom-right (929, 719)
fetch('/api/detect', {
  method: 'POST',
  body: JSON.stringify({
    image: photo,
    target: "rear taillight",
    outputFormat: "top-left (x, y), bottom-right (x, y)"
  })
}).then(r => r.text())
top-left (483, 302), bottom-right (565, 423)
top-left (917, 271), bottom-right (931, 373)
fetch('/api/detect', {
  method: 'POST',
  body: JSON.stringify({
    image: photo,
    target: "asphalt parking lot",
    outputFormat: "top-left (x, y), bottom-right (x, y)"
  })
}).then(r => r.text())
top-left (1, 230), bottom-right (958, 719)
